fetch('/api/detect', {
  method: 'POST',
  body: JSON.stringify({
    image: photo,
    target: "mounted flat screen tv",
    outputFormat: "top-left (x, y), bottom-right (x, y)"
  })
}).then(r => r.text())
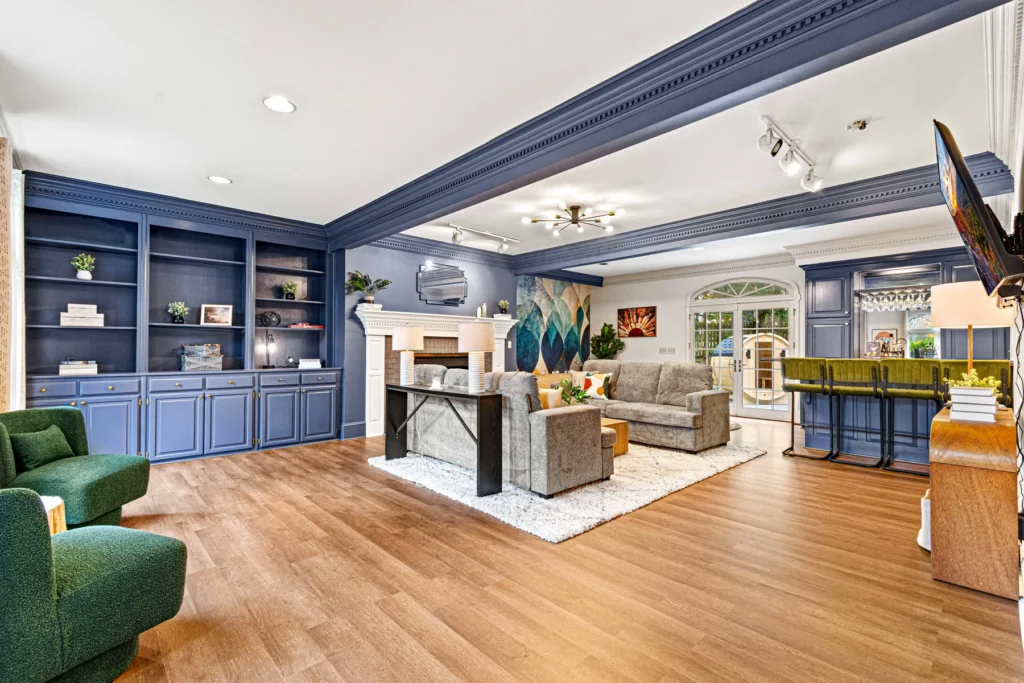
top-left (934, 120), bottom-right (1024, 299)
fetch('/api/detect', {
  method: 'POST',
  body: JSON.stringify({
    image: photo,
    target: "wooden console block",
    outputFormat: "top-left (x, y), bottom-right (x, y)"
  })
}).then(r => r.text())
top-left (930, 407), bottom-right (1019, 600)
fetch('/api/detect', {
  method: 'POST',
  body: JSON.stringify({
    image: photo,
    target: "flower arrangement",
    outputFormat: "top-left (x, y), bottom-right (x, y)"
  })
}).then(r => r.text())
top-left (71, 253), bottom-right (95, 273)
top-left (167, 301), bottom-right (189, 324)
top-left (498, 300), bottom-right (510, 314)
top-left (282, 281), bottom-right (298, 299)
top-left (946, 368), bottom-right (1000, 389)
top-left (345, 270), bottom-right (392, 303)
top-left (559, 379), bottom-right (589, 405)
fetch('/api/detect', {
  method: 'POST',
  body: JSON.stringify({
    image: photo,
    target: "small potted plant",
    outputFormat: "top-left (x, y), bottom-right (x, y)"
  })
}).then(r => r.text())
top-left (946, 368), bottom-right (1001, 423)
top-left (346, 270), bottom-right (392, 309)
top-left (71, 253), bottom-right (95, 281)
top-left (282, 281), bottom-right (298, 300)
top-left (167, 301), bottom-right (189, 324)
top-left (495, 300), bottom-right (511, 319)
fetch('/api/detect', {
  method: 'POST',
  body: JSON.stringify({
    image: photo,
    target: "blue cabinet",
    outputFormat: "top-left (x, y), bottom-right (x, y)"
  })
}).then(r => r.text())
top-left (808, 277), bottom-right (849, 318)
top-left (147, 391), bottom-right (204, 461)
top-left (808, 318), bottom-right (850, 358)
top-left (205, 389), bottom-right (254, 455)
top-left (82, 395), bottom-right (140, 456)
top-left (301, 386), bottom-right (337, 441)
top-left (260, 387), bottom-right (301, 448)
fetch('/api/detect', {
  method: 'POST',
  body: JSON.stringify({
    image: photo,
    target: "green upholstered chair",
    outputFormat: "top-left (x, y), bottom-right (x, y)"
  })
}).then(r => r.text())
top-left (940, 360), bottom-right (1012, 408)
top-left (880, 359), bottom-right (941, 476)
top-left (780, 357), bottom-right (827, 459)
top-left (0, 487), bottom-right (186, 683)
top-left (0, 407), bottom-right (149, 527)
top-left (825, 359), bottom-right (884, 467)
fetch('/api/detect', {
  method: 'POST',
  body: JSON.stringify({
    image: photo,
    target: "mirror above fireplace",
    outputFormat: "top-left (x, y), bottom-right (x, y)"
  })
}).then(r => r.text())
top-left (417, 264), bottom-right (468, 306)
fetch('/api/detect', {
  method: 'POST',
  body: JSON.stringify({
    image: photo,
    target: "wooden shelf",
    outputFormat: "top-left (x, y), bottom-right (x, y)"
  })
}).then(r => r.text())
top-left (149, 323), bottom-right (245, 329)
top-left (25, 236), bottom-right (138, 254)
top-left (149, 252), bottom-right (246, 267)
top-left (255, 263), bottom-right (325, 276)
top-left (256, 297), bottom-right (324, 306)
top-left (26, 275), bottom-right (137, 288)
top-left (258, 326), bottom-right (325, 332)
top-left (27, 325), bottom-right (136, 330)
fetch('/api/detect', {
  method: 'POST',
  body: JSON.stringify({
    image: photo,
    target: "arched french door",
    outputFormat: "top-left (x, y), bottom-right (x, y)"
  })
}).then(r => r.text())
top-left (689, 279), bottom-right (800, 421)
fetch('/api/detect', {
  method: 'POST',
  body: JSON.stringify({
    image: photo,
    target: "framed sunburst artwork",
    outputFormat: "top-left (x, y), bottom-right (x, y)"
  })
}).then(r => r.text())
top-left (617, 307), bottom-right (657, 338)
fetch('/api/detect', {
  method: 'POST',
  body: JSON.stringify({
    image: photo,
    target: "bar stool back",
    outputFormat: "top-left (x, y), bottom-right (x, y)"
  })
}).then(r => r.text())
top-left (825, 359), bottom-right (883, 467)
top-left (940, 360), bottom-right (1011, 407)
top-left (880, 358), bottom-right (941, 476)
top-left (780, 357), bottom-right (826, 459)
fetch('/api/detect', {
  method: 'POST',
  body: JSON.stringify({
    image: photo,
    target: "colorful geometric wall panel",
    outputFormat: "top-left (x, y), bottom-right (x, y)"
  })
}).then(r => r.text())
top-left (515, 276), bottom-right (590, 373)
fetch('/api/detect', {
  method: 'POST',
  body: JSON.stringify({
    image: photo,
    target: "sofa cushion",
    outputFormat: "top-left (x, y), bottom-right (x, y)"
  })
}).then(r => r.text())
top-left (10, 424), bottom-right (74, 471)
top-left (613, 362), bottom-right (662, 403)
top-left (12, 455), bottom-right (149, 525)
top-left (603, 402), bottom-right (703, 429)
top-left (655, 362), bottom-right (714, 407)
top-left (52, 526), bottom-right (186, 671)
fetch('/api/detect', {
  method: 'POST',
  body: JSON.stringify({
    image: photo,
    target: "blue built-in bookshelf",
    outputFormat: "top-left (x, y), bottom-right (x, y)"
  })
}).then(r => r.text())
top-left (22, 172), bottom-right (342, 461)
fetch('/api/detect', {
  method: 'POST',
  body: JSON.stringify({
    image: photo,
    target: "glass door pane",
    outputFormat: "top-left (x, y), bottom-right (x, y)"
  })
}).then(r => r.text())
top-left (693, 307), bottom-right (735, 412)
top-left (736, 306), bottom-right (790, 420)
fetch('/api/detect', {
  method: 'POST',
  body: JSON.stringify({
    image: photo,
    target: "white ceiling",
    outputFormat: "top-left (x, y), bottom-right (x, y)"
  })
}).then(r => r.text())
top-left (566, 205), bottom-right (956, 276)
top-left (0, 0), bottom-right (749, 224)
top-left (412, 15), bottom-right (990, 255)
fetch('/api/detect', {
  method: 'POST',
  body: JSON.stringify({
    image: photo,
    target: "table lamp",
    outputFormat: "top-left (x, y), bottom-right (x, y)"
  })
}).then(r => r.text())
top-left (391, 325), bottom-right (424, 386)
top-left (930, 281), bottom-right (1016, 371)
top-left (458, 322), bottom-right (495, 393)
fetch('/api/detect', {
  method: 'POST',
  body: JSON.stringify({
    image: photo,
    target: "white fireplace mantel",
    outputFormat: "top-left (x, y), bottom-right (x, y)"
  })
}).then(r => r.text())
top-left (355, 307), bottom-right (518, 436)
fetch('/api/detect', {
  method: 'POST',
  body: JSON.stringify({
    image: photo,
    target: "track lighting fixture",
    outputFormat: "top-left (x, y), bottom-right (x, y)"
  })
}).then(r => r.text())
top-left (757, 115), bottom-right (824, 191)
top-left (498, 239), bottom-right (509, 253)
top-left (446, 223), bottom-right (519, 252)
top-left (451, 227), bottom-right (464, 245)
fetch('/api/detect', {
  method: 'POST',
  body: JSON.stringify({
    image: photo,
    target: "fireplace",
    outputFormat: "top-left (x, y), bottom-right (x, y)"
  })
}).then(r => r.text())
top-left (383, 335), bottom-right (490, 384)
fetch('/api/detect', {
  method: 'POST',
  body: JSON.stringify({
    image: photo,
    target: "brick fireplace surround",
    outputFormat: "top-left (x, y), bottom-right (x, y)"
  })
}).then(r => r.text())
top-left (383, 335), bottom-right (491, 386)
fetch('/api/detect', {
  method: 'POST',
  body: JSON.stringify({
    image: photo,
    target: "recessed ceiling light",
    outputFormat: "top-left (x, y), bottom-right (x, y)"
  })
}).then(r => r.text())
top-left (262, 95), bottom-right (296, 114)
top-left (207, 176), bottom-right (232, 184)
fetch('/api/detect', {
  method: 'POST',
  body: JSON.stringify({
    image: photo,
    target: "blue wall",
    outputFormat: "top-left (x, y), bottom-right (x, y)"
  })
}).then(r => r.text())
top-left (342, 244), bottom-right (517, 438)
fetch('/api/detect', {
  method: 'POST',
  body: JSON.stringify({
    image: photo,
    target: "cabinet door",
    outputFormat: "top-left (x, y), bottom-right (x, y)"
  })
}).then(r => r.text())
top-left (82, 395), bottom-right (140, 456)
top-left (260, 387), bottom-right (300, 448)
top-left (301, 386), bottom-right (337, 441)
top-left (808, 318), bottom-right (850, 358)
top-left (147, 392), bottom-right (204, 461)
top-left (205, 389), bottom-right (255, 455)
top-left (808, 277), bottom-right (849, 317)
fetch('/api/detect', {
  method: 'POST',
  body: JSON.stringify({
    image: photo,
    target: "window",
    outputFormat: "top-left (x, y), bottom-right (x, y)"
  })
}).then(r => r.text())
top-left (694, 281), bottom-right (790, 301)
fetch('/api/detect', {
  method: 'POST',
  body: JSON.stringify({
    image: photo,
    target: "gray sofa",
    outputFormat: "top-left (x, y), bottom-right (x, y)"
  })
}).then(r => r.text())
top-left (582, 360), bottom-right (731, 452)
top-left (406, 366), bottom-right (614, 497)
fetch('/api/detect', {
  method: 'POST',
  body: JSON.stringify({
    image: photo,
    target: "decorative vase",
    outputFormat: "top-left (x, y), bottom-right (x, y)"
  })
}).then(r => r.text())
top-left (364, 295), bottom-right (375, 304)
top-left (284, 293), bottom-right (295, 300)
top-left (76, 270), bottom-right (92, 281)
top-left (172, 315), bottom-right (185, 324)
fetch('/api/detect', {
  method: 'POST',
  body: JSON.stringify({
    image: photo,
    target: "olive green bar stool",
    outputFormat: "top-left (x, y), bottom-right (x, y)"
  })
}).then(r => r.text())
top-left (940, 360), bottom-right (1012, 408)
top-left (780, 357), bottom-right (827, 459)
top-left (826, 358), bottom-right (884, 468)
top-left (880, 358), bottom-right (942, 476)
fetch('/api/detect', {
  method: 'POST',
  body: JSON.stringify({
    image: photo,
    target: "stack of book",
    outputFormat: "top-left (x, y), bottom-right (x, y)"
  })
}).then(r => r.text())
top-left (288, 323), bottom-right (324, 329)
top-left (949, 386), bottom-right (998, 423)
top-left (298, 359), bottom-right (322, 370)
top-left (59, 303), bottom-right (103, 327)
top-left (58, 360), bottom-right (98, 377)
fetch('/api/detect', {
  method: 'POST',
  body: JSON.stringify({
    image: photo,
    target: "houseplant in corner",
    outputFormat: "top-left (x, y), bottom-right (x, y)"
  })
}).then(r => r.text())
top-left (346, 270), bottom-right (392, 310)
top-left (71, 253), bottom-right (95, 281)
top-left (591, 322), bottom-right (625, 359)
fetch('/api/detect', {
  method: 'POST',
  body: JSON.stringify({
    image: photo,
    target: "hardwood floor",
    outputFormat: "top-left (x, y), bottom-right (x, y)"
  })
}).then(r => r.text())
top-left (116, 418), bottom-right (1024, 682)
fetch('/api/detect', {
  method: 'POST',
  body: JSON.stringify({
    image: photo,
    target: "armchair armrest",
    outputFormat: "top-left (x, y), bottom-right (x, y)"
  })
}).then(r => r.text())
top-left (685, 389), bottom-right (730, 414)
top-left (528, 405), bottom-right (603, 496)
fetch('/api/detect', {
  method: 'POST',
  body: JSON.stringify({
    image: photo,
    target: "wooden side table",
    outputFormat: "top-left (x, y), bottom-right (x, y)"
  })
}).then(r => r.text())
top-left (930, 407), bottom-right (1019, 600)
top-left (601, 418), bottom-right (629, 456)
top-left (41, 496), bottom-right (67, 535)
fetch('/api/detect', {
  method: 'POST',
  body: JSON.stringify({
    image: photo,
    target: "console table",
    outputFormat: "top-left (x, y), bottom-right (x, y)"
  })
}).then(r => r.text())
top-left (385, 384), bottom-right (503, 496)
top-left (930, 406), bottom-right (1019, 600)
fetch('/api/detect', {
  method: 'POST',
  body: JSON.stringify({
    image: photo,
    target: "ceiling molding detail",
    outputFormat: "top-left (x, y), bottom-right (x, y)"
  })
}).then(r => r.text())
top-left (324, 0), bottom-right (1006, 248)
top-left (0, 102), bottom-right (22, 170)
top-left (511, 152), bottom-right (1012, 273)
top-left (984, 0), bottom-right (1024, 225)
top-left (600, 254), bottom-right (797, 286)
top-left (782, 225), bottom-right (962, 266)
top-left (24, 172), bottom-right (325, 242)
top-left (521, 270), bottom-right (604, 287)
top-left (369, 233), bottom-right (513, 268)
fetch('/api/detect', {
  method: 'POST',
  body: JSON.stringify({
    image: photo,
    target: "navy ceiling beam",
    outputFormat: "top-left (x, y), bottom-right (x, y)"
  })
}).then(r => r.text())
top-left (511, 152), bottom-right (1013, 273)
top-left (323, 0), bottom-right (1006, 249)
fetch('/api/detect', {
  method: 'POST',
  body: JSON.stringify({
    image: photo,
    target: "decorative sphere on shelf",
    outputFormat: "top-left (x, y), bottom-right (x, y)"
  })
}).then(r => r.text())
top-left (259, 311), bottom-right (281, 328)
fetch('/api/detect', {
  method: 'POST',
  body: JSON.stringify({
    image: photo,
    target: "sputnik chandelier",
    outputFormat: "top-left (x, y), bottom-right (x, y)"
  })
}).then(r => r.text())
top-left (521, 202), bottom-right (622, 237)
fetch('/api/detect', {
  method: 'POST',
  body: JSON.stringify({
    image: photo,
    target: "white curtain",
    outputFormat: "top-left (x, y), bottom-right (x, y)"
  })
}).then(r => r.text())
top-left (9, 168), bottom-right (24, 410)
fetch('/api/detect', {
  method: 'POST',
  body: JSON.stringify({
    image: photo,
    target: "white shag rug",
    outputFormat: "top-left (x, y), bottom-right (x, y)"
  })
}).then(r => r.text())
top-left (730, 421), bottom-right (741, 431)
top-left (368, 441), bottom-right (765, 543)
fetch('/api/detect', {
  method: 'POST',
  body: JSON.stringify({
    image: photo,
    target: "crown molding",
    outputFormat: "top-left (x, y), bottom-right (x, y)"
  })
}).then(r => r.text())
top-left (23, 172), bottom-right (326, 242)
top-left (984, 0), bottom-right (1024, 225)
top-left (522, 270), bottom-right (604, 287)
top-left (324, 0), bottom-right (1006, 247)
top-left (369, 233), bottom-right (513, 268)
top-left (0, 102), bottom-right (22, 170)
top-left (511, 152), bottom-right (1012, 273)
top-left (601, 254), bottom-right (796, 286)
top-left (354, 308), bottom-right (518, 338)
top-left (783, 225), bottom-right (962, 266)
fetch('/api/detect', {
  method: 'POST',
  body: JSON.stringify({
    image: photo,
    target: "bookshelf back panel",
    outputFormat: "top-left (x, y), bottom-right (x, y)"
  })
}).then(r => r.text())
top-left (149, 259), bottom-right (245, 326)
top-left (150, 225), bottom-right (246, 262)
top-left (27, 281), bottom-right (138, 327)
top-left (27, 328), bottom-right (137, 375)
top-left (148, 327), bottom-right (245, 373)
top-left (27, 244), bottom-right (138, 283)
top-left (26, 207), bottom-right (139, 249)
top-left (255, 242), bottom-right (324, 272)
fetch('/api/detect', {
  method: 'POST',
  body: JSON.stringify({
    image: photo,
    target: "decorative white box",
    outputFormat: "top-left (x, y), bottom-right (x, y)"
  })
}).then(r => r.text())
top-left (66, 303), bottom-right (97, 315)
top-left (60, 313), bottom-right (104, 327)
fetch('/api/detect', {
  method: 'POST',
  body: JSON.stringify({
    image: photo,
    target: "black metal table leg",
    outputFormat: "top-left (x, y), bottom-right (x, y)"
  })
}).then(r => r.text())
top-left (476, 394), bottom-right (502, 496)
top-left (385, 386), bottom-right (409, 460)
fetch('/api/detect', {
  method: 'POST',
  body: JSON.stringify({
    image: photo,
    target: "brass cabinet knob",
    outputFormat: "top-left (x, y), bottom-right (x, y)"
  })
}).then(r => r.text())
top-left (279, 378), bottom-right (285, 382)
top-left (175, 382), bottom-right (181, 387)
top-left (206, 393), bottom-right (211, 398)
top-left (295, 388), bottom-right (300, 393)
top-left (40, 388), bottom-right (46, 393)
top-left (70, 401), bottom-right (76, 406)
top-left (317, 376), bottom-right (322, 380)
top-left (80, 401), bottom-right (87, 406)
top-left (228, 380), bottom-right (234, 384)
top-left (108, 385), bottom-right (114, 390)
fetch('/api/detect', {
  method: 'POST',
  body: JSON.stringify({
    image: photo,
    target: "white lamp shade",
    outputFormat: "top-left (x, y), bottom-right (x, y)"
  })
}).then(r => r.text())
top-left (458, 322), bottom-right (495, 352)
top-left (929, 282), bottom-right (1017, 329)
top-left (391, 325), bottom-right (424, 351)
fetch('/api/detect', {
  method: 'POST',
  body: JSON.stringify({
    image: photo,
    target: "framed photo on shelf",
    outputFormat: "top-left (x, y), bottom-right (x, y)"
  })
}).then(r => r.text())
top-left (200, 304), bottom-right (234, 327)
top-left (870, 328), bottom-right (898, 343)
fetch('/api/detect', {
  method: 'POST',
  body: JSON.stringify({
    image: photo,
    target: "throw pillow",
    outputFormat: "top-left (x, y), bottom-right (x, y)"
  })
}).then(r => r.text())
top-left (570, 370), bottom-right (587, 388)
top-left (538, 388), bottom-right (563, 410)
top-left (10, 424), bottom-right (74, 471)
top-left (582, 372), bottom-right (610, 400)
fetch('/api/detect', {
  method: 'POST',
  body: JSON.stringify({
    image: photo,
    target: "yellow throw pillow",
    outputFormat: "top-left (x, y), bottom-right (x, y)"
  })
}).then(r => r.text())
top-left (582, 372), bottom-right (610, 400)
top-left (538, 388), bottom-right (563, 409)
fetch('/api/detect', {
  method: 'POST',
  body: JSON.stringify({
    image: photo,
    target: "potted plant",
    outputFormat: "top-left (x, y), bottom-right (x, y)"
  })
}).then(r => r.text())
top-left (558, 378), bottom-right (589, 405)
top-left (946, 368), bottom-right (1001, 422)
top-left (495, 300), bottom-right (511, 319)
top-left (346, 270), bottom-right (392, 307)
top-left (282, 281), bottom-right (298, 300)
top-left (71, 253), bottom-right (95, 281)
top-left (167, 301), bottom-right (189, 324)
top-left (590, 322), bottom-right (625, 359)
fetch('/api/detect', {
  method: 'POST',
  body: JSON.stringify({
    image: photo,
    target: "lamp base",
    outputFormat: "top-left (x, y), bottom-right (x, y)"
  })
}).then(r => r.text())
top-left (400, 350), bottom-right (416, 386)
top-left (468, 351), bottom-right (485, 393)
